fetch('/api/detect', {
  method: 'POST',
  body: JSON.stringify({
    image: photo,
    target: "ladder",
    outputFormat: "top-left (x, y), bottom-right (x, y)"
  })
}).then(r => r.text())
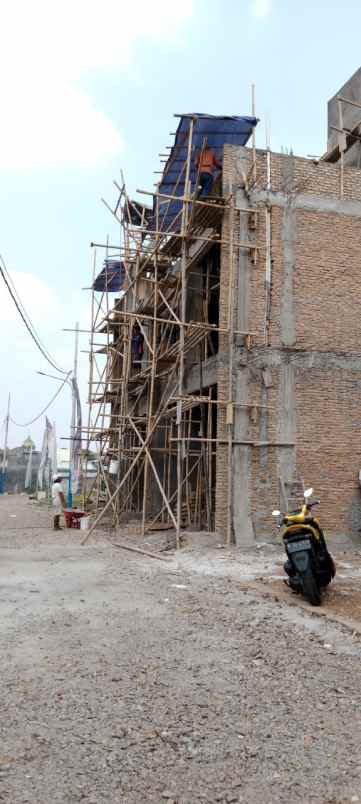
top-left (279, 475), bottom-right (305, 513)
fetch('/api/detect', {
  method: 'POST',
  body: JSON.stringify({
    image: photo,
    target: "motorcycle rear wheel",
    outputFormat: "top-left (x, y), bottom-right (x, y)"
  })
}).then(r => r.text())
top-left (301, 566), bottom-right (321, 606)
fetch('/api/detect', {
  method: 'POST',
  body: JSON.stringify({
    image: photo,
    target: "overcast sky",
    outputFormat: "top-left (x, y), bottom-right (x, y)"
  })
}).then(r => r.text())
top-left (1, 0), bottom-right (360, 448)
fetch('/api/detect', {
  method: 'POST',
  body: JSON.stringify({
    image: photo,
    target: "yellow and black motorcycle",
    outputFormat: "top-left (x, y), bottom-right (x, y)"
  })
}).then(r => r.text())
top-left (272, 488), bottom-right (336, 606)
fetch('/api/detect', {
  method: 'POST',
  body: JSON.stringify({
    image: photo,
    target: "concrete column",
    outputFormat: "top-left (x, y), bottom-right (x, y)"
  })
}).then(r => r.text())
top-left (280, 156), bottom-right (297, 348)
top-left (232, 366), bottom-right (255, 546)
top-left (278, 157), bottom-right (297, 497)
top-left (232, 148), bottom-right (255, 546)
top-left (278, 361), bottom-right (296, 494)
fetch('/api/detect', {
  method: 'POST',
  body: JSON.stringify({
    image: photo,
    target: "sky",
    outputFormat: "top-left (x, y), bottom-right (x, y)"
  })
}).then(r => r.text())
top-left (1, 0), bottom-right (361, 448)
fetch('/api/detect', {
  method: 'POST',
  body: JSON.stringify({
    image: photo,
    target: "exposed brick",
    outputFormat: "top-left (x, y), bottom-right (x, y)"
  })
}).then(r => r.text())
top-left (215, 145), bottom-right (361, 541)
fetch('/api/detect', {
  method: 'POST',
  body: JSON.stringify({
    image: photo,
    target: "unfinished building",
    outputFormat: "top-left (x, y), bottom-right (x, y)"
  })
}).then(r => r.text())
top-left (85, 71), bottom-right (361, 544)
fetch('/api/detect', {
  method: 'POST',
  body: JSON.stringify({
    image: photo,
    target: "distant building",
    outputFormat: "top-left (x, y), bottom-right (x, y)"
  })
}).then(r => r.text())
top-left (0, 437), bottom-right (40, 493)
top-left (22, 435), bottom-right (35, 455)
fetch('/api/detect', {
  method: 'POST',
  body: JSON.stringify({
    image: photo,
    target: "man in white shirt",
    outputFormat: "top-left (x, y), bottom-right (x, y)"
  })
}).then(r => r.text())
top-left (51, 475), bottom-right (66, 531)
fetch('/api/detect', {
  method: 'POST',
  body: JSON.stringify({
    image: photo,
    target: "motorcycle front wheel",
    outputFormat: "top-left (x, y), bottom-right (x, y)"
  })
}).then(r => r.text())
top-left (301, 566), bottom-right (321, 606)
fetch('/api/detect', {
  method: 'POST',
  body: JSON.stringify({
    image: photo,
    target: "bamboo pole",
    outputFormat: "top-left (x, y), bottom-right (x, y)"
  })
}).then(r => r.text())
top-left (128, 417), bottom-right (178, 531)
top-left (81, 366), bottom-right (180, 544)
top-left (338, 97), bottom-right (345, 199)
top-left (83, 248), bottom-right (97, 509)
top-left (176, 117), bottom-right (194, 548)
top-left (136, 188), bottom-right (254, 215)
top-left (207, 396), bottom-right (213, 529)
top-left (146, 453), bottom-right (202, 531)
top-left (251, 83), bottom-right (256, 183)
top-left (122, 226), bottom-right (257, 251)
top-left (170, 437), bottom-right (295, 446)
top-left (141, 193), bottom-right (160, 536)
top-left (185, 410), bottom-right (192, 526)
top-left (89, 311), bottom-right (258, 337)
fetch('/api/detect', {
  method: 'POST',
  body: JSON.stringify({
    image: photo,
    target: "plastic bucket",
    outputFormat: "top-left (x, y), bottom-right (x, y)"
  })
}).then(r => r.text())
top-left (80, 515), bottom-right (91, 531)
top-left (109, 459), bottom-right (119, 475)
top-left (64, 510), bottom-right (73, 528)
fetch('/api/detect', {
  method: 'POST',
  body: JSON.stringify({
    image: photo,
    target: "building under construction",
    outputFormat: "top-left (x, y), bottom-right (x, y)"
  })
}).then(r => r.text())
top-left (86, 68), bottom-right (361, 544)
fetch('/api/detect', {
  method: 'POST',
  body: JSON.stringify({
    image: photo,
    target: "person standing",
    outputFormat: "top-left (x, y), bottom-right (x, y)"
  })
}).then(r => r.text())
top-left (196, 145), bottom-right (222, 197)
top-left (52, 475), bottom-right (66, 531)
top-left (131, 323), bottom-right (144, 369)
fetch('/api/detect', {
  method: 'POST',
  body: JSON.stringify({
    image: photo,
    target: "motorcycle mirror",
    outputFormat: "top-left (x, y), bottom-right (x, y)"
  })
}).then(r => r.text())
top-left (304, 488), bottom-right (313, 499)
top-left (272, 510), bottom-right (281, 516)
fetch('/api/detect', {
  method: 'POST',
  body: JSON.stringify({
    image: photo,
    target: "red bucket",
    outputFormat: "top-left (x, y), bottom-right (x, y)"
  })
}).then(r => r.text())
top-left (64, 509), bottom-right (85, 529)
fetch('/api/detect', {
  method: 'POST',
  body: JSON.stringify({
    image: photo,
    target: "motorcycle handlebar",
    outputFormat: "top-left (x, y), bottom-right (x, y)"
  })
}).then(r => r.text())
top-left (274, 499), bottom-right (320, 524)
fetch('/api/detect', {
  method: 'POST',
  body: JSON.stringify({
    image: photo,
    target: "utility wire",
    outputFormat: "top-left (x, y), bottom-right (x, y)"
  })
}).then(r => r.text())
top-left (1, 253), bottom-right (68, 374)
top-left (9, 372), bottom-right (71, 427)
top-left (0, 254), bottom-right (68, 375)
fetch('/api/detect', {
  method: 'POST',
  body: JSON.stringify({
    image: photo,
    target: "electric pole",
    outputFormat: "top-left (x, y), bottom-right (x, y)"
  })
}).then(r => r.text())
top-left (0, 393), bottom-right (10, 494)
top-left (67, 323), bottom-right (79, 508)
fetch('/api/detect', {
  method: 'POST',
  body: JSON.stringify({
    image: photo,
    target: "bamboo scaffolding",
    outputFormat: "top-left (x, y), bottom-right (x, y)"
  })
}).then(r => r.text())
top-left (84, 110), bottom-right (262, 547)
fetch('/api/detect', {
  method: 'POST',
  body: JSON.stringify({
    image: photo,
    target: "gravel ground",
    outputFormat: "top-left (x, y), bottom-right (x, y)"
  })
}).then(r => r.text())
top-left (1, 496), bottom-right (361, 803)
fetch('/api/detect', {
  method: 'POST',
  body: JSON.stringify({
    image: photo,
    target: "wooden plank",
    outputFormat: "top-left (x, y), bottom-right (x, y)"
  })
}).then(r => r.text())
top-left (110, 541), bottom-right (171, 562)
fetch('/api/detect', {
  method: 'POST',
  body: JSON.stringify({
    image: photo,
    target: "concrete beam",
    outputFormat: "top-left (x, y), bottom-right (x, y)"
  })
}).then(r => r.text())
top-left (184, 355), bottom-right (218, 395)
top-left (247, 346), bottom-right (361, 372)
top-left (244, 189), bottom-right (361, 220)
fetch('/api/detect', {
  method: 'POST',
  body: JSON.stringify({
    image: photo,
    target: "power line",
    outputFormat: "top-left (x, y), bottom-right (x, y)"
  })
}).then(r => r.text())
top-left (0, 254), bottom-right (68, 375)
top-left (0, 253), bottom-right (68, 374)
top-left (9, 372), bottom-right (71, 427)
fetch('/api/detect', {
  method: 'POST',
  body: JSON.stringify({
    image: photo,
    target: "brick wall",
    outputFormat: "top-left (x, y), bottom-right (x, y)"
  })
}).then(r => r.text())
top-left (214, 145), bottom-right (361, 541)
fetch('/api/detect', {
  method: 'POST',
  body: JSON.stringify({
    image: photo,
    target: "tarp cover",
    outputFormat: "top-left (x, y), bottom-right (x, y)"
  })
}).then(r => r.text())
top-left (156, 113), bottom-right (258, 232)
top-left (93, 259), bottom-right (126, 292)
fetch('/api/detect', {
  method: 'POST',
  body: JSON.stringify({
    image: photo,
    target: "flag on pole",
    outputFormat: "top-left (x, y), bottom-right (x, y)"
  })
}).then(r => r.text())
top-left (49, 420), bottom-right (58, 479)
top-left (37, 417), bottom-right (52, 490)
top-left (25, 446), bottom-right (33, 489)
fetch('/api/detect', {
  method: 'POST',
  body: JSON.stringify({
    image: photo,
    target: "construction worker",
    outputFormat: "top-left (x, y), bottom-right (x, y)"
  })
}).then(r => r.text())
top-left (131, 323), bottom-right (144, 369)
top-left (196, 145), bottom-right (222, 197)
top-left (52, 475), bottom-right (66, 531)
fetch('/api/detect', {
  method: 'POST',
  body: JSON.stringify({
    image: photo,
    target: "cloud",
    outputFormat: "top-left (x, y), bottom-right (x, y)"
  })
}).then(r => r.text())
top-left (0, 271), bottom-right (62, 325)
top-left (252, 0), bottom-right (272, 17)
top-left (0, 0), bottom-right (194, 172)
top-left (0, 80), bottom-right (123, 172)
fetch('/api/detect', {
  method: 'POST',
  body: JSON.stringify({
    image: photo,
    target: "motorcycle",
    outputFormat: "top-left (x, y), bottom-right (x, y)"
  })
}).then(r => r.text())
top-left (272, 488), bottom-right (336, 606)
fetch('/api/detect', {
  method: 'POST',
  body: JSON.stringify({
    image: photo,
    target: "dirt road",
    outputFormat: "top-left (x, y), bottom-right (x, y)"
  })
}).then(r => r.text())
top-left (1, 496), bottom-right (361, 803)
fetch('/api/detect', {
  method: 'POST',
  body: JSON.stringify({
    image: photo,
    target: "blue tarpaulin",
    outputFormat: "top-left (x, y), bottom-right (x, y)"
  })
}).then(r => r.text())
top-left (93, 259), bottom-right (126, 292)
top-left (156, 113), bottom-right (258, 232)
